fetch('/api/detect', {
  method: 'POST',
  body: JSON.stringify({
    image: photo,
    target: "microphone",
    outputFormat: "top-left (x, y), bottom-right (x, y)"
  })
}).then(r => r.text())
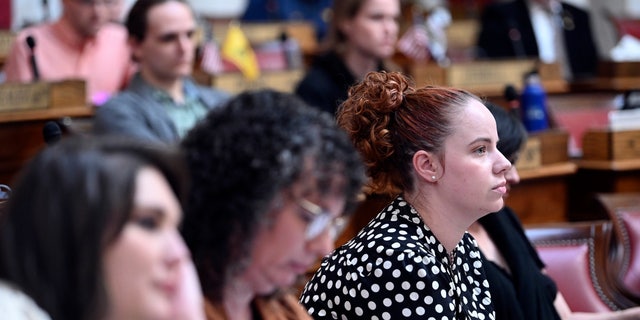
top-left (504, 84), bottom-right (521, 120)
top-left (43, 121), bottom-right (62, 145)
top-left (26, 35), bottom-right (40, 81)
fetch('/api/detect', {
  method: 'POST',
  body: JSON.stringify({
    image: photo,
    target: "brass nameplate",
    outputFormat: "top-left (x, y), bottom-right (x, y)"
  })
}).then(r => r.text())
top-left (531, 129), bottom-right (570, 165)
top-left (0, 82), bottom-right (50, 112)
top-left (583, 129), bottom-right (640, 160)
top-left (212, 69), bottom-right (303, 94)
top-left (0, 80), bottom-right (86, 113)
top-left (448, 60), bottom-right (536, 88)
top-left (49, 79), bottom-right (86, 109)
top-left (411, 60), bottom-right (568, 96)
top-left (516, 137), bottom-right (541, 170)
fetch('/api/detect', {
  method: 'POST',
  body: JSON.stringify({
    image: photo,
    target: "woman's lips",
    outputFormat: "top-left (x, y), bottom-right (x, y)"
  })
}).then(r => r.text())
top-left (492, 182), bottom-right (507, 195)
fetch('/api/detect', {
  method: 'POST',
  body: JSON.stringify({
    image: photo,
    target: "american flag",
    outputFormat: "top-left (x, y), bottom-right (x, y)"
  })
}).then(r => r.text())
top-left (397, 25), bottom-right (430, 61)
top-left (200, 41), bottom-right (224, 75)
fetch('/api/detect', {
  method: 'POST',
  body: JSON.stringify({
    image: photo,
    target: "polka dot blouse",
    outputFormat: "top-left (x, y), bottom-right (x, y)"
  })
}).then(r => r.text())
top-left (300, 196), bottom-right (495, 320)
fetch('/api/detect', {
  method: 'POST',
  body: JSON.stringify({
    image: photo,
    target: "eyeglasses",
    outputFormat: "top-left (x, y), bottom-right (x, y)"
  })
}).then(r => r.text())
top-left (296, 198), bottom-right (347, 240)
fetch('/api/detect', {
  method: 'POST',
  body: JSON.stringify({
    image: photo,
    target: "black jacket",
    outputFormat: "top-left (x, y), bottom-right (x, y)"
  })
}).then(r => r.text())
top-left (295, 51), bottom-right (385, 116)
top-left (476, 0), bottom-right (598, 78)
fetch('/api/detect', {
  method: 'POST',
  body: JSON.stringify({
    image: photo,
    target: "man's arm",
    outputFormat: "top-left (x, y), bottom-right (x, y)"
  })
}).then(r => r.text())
top-left (94, 96), bottom-right (176, 144)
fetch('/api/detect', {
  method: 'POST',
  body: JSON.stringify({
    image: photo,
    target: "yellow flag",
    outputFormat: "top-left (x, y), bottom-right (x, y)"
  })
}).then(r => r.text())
top-left (222, 23), bottom-right (260, 80)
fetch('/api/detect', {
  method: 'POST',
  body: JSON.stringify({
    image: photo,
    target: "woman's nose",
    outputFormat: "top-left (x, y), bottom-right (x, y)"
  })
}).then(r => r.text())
top-left (495, 151), bottom-right (512, 174)
top-left (165, 230), bottom-right (189, 267)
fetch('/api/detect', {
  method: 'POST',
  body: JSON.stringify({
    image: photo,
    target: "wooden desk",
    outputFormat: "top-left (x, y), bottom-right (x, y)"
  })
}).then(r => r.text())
top-left (546, 92), bottom-right (616, 157)
top-left (568, 159), bottom-right (640, 221)
top-left (506, 162), bottom-right (577, 224)
top-left (211, 69), bottom-right (304, 94)
top-left (0, 107), bottom-right (93, 186)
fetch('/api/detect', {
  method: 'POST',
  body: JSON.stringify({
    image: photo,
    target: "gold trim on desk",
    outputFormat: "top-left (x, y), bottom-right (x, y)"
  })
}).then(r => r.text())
top-left (519, 162), bottom-right (578, 180)
top-left (575, 158), bottom-right (640, 171)
top-left (0, 106), bottom-right (93, 123)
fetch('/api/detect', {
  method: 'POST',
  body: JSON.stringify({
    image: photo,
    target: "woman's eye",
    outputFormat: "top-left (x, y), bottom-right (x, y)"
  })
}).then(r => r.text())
top-left (135, 216), bottom-right (159, 230)
top-left (474, 146), bottom-right (487, 155)
top-left (298, 209), bottom-right (315, 224)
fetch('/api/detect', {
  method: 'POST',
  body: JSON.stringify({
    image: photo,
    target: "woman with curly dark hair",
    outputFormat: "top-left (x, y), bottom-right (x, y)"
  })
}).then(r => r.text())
top-left (180, 89), bottom-right (365, 320)
top-left (300, 71), bottom-right (512, 319)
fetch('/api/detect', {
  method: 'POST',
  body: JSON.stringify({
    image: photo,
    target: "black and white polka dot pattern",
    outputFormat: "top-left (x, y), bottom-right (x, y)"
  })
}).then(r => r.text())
top-left (300, 196), bottom-right (495, 320)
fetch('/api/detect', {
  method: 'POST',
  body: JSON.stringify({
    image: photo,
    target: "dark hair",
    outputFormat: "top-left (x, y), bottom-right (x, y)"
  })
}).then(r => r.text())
top-left (337, 71), bottom-right (481, 195)
top-left (125, 0), bottom-right (190, 41)
top-left (181, 89), bottom-right (365, 302)
top-left (485, 102), bottom-right (528, 161)
top-left (0, 135), bottom-right (187, 320)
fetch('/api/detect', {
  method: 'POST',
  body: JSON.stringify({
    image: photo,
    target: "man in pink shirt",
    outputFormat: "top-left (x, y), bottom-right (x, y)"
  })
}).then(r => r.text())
top-left (3, 0), bottom-right (133, 105)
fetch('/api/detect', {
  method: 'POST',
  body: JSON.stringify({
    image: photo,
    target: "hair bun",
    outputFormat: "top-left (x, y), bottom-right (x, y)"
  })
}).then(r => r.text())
top-left (349, 71), bottom-right (414, 114)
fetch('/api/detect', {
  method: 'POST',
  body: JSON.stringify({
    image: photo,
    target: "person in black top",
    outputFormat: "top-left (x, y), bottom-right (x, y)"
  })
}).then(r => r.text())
top-left (476, 0), bottom-right (598, 79)
top-left (470, 103), bottom-right (640, 320)
top-left (295, 0), bottom-right (400, 116)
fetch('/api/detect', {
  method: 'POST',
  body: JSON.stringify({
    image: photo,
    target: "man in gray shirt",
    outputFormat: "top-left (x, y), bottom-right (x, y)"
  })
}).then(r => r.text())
top-left (94, 0), bottom-right (229, 143)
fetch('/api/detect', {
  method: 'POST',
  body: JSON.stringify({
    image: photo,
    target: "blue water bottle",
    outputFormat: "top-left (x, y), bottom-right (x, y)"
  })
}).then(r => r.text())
top-left (520, 71), bottom-right (550, 132)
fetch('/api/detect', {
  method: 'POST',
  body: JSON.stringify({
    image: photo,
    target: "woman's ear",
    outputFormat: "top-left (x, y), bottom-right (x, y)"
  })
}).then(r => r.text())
top-left (338, 19), bottom-right (352, 40)
top-left (413, 150), bottom-right (439, 183)
top-left (128, 37), bottom-right (142, 62)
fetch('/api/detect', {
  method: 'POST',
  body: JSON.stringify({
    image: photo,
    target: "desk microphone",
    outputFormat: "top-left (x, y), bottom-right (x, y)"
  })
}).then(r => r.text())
top-left (25, 35), bottom-right (40, 81)
top-left (43, 121), bottom-right (62, 145)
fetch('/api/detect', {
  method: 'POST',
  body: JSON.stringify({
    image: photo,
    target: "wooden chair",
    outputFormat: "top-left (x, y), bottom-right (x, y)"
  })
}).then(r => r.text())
top-left (597, 193), bottom-right (640, 301)
top-left (525, 220), bottom-right (636, 312)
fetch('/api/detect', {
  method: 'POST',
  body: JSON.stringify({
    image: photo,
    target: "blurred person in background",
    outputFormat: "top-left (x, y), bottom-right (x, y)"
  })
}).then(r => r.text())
top-left (94, 0), bottom-right (229, 143)
top-left (476, 0), bottom-right (598, 79)
top-left (3, 0), bottom-right (133, 104)
top-left (295, 0), bottom-right (400, 117)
